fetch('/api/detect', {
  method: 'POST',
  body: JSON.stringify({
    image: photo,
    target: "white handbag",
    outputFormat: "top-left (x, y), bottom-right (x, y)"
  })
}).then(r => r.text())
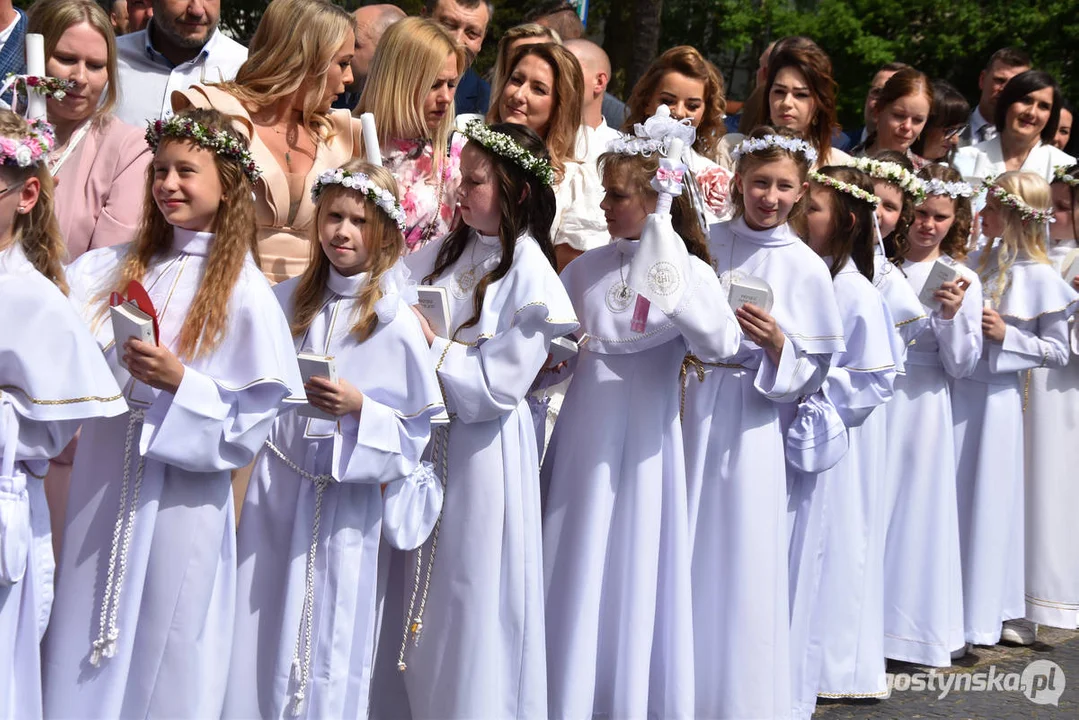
top-left (0, 399), bottom-right (30, 585)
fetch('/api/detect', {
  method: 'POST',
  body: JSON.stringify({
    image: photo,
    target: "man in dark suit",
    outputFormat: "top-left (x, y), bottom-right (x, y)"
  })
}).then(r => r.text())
top-left (424, 0), bottom-right (493, 116)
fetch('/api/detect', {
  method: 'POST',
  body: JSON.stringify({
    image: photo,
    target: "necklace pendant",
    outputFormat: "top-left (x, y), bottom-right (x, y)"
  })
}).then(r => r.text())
top-left (606, 282), bottom-right (634, 313)
top-left (452, 268), bottom-right (475, 299)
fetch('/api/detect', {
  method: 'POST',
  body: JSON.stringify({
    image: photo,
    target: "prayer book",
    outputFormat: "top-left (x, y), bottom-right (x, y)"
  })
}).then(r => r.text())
top-left (297, 352), bottom-right (338, 421)
top-left (728, 276), bottom-right (774, 313)
top-left (918, 258), bottom-right (961, 308)
top-left (416, 286), bottom-right (452, 339)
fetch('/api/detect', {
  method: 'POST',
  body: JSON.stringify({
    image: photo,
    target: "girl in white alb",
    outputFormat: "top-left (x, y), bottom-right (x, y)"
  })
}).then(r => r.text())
top-left (371, 122), bottom-right (577, 720)
top-left (41, 109), bottom-right (304, 718)
top-left (542, 114), bottom-right (741, 720)
top-left (1022, 164), bottom-right (1079, 631)
top-left (0, 111), bottom-right (126, 719)
top-left (881, 164), bottom-right (982, 665)
top-left (954, 171), bottom-right (1078, 647)
top-left (787, 167), bottom-right (897, 719)
top-left (223, 161), bottom-right (444, 719)
top-left (681, 128), bottom-right (845, 720)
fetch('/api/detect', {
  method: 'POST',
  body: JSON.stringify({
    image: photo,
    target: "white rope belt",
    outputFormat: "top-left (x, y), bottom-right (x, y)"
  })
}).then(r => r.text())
top-left (263, 439), bottom-right (333, 717)
top-left (90, 408), bottom-right (146, 667)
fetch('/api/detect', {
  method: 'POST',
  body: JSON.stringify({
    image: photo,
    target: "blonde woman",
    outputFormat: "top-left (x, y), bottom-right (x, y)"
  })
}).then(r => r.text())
top-left (488, 42), bottom-right (606, 267)
top-left (488, 22), bottom-right (562, 111)
top-left (173, 0), bottom-right (361, 285)
top-left (28, 0), bottom-right (150, 258)
top-left (356, 17), bottom-right (466, 252)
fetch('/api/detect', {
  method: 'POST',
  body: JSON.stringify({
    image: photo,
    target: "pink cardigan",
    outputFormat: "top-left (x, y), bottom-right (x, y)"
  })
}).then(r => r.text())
top-left (53, 116), bottom-right (152, 261)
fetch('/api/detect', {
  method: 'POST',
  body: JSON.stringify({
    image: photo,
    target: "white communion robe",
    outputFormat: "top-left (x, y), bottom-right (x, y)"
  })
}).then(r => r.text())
top-left (1023, 240), bottom-right (1079, 628)
top-left (787, 259), bottom-right (896, 720)
top-left (0, 243), bottom-right (126, 720)
top-left (952, 251), bottom-right (1078, 645)
top-left (542, 239), bottom-right (741, 720)
top-left (682, 218), bottom-right (845, 720)
top-left (370, 230), bottom-right (577, 720)
top-left (882, 256), bottom-right (982, 665)
top-left (41, 228), bottom-right (304, 718)
top-left (223, 264), bottom-right (445, 719)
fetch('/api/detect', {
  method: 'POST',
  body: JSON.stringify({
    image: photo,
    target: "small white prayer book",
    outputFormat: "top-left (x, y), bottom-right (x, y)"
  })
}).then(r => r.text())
top-left (918, 258), bottom-right (961, 308)
top-left (1062, 250), bottom-right (1079, 284)
top-left (297, 352), bottom-right (338, 420)
top-left (548, 336), bottom-right (578, 365)
top-left (416, 286), bottom-right (452, 339)
top-left (728, 276), bottom-right (774, 313)
top-left (110, 303), bottom-right (155, 369)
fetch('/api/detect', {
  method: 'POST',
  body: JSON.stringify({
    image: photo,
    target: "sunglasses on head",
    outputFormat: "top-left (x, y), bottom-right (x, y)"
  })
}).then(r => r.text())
top-left (943, 124), bottom-right (968, 140)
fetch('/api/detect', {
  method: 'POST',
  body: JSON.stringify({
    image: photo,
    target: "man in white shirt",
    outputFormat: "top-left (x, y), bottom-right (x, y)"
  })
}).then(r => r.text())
top-left (114, 0), bottom-right (247, 128)
top-left (567, 38), bottom-right (621, 167)
top-left (960, 47), bottom-right (1030, 147)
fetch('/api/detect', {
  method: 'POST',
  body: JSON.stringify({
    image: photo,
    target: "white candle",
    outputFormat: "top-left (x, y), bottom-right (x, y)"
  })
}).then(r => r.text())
top-left (360, 112), bottom-right (382, 167)
top-left (25, 33), bottom-right (46, 121)
top-left (666, 138), bottom-right (685, 164)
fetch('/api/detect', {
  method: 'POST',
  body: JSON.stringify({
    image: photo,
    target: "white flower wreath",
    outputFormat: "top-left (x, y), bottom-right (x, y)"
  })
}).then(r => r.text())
top-left (922, 177), bottom-right (974, 199)
top-left (982, 175), bottom-right (1055, 225)
top-left (849, 157), bottom-right (926, 202)
top-left (463, 120), bottom-right (555, 186)
top-left (310, 169), bottom-right (408, 232)
top-left (1052, 165), bottom-right (1079, 188)
top-left (731, 134), bottom-right (818, 166)
top-left (809, 170), bottom-right (881, 206)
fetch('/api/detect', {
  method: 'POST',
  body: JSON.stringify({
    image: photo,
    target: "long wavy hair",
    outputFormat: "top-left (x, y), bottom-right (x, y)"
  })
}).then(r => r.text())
top-left (487, 43), bottom-right (583, 181)
top-left (423, 123), bottom-right (557, 337)
top-left (291, 161), bottom-right (404, 342)
top-left (215, 0), bottom-right (354, 142)
top-left (978, 171), bottom-right (1052, 306)
top-left (96, 109), bottom-right (258, 361)
top-left (356, 17), bottom-right (465, 174)
top-left (597, 150), bottom-right (711, 265)
top-left (754, 39), bottom-right (838, 165)
top-left (870, 149), bottom-right (917, 258)
top-left (809, 166), bottom-right (877, 280)
top-left (624, 46), bottom-right (727, 161)
top-left (730, 126), bottom-right (812, 225)
top-left (28, 0), bottom-right (118, 124)
top-left (488, 23), bottom-right (562, 107)
top-left (896, 163), bottom-right (973, 265)
top-left (0, 112), bottom-right (67, 292)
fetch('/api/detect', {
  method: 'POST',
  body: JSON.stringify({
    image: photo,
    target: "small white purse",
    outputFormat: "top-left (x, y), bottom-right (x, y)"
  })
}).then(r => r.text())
top-left (0, 399), bottom-right (29, 585)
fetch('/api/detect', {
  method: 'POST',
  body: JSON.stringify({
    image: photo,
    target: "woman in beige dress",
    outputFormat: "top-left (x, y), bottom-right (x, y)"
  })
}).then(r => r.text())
top-left (173, 0), bottom-right (361, 284)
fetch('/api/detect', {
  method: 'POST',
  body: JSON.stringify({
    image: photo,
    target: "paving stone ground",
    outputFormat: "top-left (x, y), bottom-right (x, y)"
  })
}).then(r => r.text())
top-left (815, 626), bottom-right (1079, 719)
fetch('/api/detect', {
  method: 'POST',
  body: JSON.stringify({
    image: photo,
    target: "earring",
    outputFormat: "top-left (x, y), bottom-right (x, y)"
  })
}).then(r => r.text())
top-left (17, 207), bottom-right (27, 214)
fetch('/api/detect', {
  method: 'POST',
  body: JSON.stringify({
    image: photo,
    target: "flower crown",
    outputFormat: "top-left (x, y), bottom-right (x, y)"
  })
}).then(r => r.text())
top-left (463, 120), bottom-right (554, 186)
top-left (145, 116), bottom-right (262, 184)
top-left (1, 73), bottom-right (76, 102)
top-left (849, 157), bottom-right (926, 202)
top-left (1052, 165), bottom-right (1079, 187)
top-left (809, 170), bottom-right (881, 206)
top-left (922, 177), bottom-right (974, 199)
top-left (982, 176), bottom-right (1055, 225)
top-left (606, 104), bottom-right (696, 157)
top-left (310, 169), bottom-right (407, 232)
top-left (0, 118), bottom-right (56, 168)
top-left (731, 134), bottom-right (818, 167)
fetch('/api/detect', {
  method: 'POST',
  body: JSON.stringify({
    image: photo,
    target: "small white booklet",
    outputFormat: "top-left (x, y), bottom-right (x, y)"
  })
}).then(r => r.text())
top-left (917, 258), bottom-right (961, 308)
top-left (416, 286), bottom-right (452, 339)
top-left (548, 336), bottom-right (578, 365)
top-left (110, 303), bottom-right (155, 369)
top-left (297, 352), bottom-right (338, 421)
top-left (1062, 249), bottom-right (1079, 284)
top-left (728, 276), bottom-right (774, 313)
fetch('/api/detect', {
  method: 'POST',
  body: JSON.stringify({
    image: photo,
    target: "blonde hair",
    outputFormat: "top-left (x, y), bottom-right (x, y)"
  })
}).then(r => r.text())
top-left (489, 23), bottom-right (562, 107)
top-left (356, 17), bottom-right (464, 176)
top-left (487, 42), bottom-right (583, 180)
top-left (291, 161), bottom-right (404, 343)
top-left (978, 170), bottom-right (1052, 306)
top-left (28, 0), bottom-right (118, 123)
top-left (96, 109), bottom-right (258, 361)
top-left (215, 0), bottom-right (354, 141)
top-left (0, 112), bottom-right (67, 293)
